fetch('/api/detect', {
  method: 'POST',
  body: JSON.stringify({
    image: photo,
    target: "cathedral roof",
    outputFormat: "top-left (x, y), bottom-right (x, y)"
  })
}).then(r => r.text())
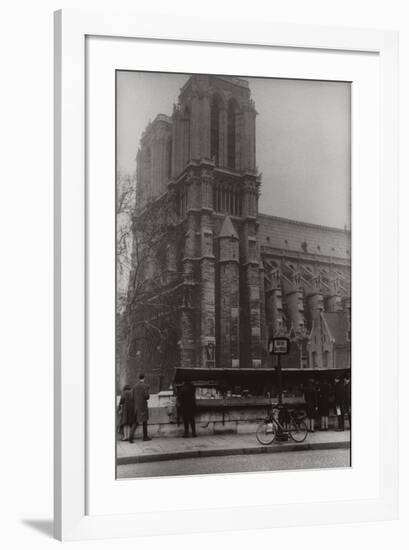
top-left (258, 213), bottom-right (350, 259)
top-left (218, 215), bottom-right (239, 239)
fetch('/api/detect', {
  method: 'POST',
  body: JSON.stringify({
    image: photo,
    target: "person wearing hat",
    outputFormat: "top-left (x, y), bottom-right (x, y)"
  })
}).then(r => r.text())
top-left (179, 380), bottom-right (197, 438)
top-left (129, 373), bottom-right (152, 442)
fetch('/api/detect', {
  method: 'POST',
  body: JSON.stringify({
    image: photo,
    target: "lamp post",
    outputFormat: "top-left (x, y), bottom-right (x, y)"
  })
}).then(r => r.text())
top-left (276, 354), bottom-right (283, 405)
top-left (268, 337), bottom-right (290, 405)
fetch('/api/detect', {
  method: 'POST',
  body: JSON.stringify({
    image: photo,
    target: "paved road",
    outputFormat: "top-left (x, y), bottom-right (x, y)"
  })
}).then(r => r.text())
top-left (117, 448), bottom-right (350, 479)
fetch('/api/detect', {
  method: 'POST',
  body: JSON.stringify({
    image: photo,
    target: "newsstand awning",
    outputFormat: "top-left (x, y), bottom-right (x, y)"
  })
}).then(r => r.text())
top-left (174, 366), bottom-right (350, 383)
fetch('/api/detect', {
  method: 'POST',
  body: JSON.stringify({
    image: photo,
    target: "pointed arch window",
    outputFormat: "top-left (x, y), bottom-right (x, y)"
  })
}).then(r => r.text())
top-left (227, 99), bottom-right (238, 170)
top-left (210, 94), bottom-right (222, 166)
top-left (183, 106), bottom-right (191, 165)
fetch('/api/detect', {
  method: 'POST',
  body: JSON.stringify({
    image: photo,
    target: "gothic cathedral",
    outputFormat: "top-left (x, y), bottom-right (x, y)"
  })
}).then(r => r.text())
top-left (124, 75), bottom-right (351, 392)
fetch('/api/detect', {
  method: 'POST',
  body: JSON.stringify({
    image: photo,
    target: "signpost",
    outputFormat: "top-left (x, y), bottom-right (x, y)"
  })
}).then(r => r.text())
top-left (268, 337), bottom-right (290, 405)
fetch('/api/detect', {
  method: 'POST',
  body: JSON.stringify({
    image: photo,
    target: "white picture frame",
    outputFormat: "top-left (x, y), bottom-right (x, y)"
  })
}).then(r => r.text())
top-left (54, 8), bottom-right (398, 541)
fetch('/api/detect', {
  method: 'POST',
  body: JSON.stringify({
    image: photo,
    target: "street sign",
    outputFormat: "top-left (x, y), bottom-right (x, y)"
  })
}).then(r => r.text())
top-left (268, 337), bottom-right (290, 355)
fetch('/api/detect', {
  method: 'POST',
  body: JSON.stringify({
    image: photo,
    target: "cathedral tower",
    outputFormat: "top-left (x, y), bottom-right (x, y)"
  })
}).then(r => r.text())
top-left (171, 74), bottom-right (265, 369)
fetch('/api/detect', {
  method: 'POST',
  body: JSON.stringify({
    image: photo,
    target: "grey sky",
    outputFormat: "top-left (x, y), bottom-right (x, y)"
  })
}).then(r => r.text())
top-left (117, 72), bottom-right (350, 229)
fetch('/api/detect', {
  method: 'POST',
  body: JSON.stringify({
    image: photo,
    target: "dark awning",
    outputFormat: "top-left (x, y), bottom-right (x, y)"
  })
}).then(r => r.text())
top-left (174, 366), bottom-right (350, 383)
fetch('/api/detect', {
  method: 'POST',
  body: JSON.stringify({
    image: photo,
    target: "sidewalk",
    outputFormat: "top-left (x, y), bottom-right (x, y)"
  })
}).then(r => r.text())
top-left (117, 430), bottom-right (351, 465)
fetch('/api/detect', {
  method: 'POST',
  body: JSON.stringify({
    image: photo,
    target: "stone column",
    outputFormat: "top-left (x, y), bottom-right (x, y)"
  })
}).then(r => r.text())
top-left (266, 287), bottom-right (284, 336)
top-left (180, 210), bottom-right (197, 368)
top-left (286, 289), bottom-right (305, 331)
top-left (182, 210), bottom-right (196, 281)
top-left (309, 292), bottom-right (324, 324)
top-left (217, 216), bottom-right (240, 368)
top-left (194, 166), bottom-right (215, 367)
top-left (308, 292), bottom-right (324, 368)
top-left (199, 233), bottom-right (216, 366)
top-left (326, 274), bottom-right (343, 312)
top-left (259, 264), bottom-right (267, 364)
top-left (239, 212), bottom-right (262, 368)
top-left (241, 261), bottom-right (262, 368)
top-left (242, 178), bottom-right (257, 219)
top-left (180, 306), bottom-right (196, 369)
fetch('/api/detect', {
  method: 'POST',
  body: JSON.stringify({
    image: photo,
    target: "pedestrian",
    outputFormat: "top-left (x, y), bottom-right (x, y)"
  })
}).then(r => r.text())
top-left (129, 373), bottom-right (152, 442)
top-left (304, 378), bottom-right (318, 432)
top-left (179, 380), bottom-right (197, 438)
top-left (318, 378), bottom-right (330, 431)
top-left (334, 375), bottom-right (345, 431)
top-left (117, 384), bottom-right (135, 442)
top-left (344, 374), bottom-right (351, 429)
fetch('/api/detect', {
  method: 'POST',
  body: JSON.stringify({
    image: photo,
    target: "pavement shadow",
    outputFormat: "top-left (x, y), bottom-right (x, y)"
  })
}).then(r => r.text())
top-left (22, 519), bottom-right (54, 538)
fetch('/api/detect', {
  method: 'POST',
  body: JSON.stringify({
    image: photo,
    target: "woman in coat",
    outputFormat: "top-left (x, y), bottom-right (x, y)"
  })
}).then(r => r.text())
top-left (117, 384), bottom-right (135, 442)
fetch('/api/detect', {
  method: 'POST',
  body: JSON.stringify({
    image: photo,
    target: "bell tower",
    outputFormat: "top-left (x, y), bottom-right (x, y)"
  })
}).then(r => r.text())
top-left (171, 75), bottom-right (265, 369)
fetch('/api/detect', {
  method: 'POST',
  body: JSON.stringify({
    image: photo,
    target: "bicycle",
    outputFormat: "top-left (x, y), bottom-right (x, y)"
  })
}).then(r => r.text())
top-left (256, 403), bottom-right (308, 445)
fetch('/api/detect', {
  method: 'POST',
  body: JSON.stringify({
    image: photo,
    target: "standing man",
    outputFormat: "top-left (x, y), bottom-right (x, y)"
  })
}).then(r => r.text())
top-left (179, 380), bottom-right (197, 438)
top-left (334, 376), bottom-right (345, 431)
top-left (130, 373), bottom-right (152, 442)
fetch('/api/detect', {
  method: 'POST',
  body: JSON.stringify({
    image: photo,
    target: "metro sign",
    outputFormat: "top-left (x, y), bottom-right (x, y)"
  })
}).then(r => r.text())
top-left (268, 337), bottom-right (290, 355)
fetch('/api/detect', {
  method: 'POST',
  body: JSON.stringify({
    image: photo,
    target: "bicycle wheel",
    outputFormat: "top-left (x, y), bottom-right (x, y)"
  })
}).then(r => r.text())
top-left (256, 419), bottom-right (277, 445)
top-left (288, 419), bottom-right (308, 443)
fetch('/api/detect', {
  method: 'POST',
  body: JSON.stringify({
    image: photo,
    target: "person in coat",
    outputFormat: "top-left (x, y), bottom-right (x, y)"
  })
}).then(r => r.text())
top-left (334, 376), bottom-right (345, 431)
top-left (179, 380), bottom-right (197, 438)
top-left (117, 385), bottom-right (135, 442)
top-left (318, 378), bottom-right (330, 431)
top-left (304, 378), bottom-right (318, 432)
top-left (129, 373), bottom-right (151, 442)
top-left (344, 375), bottom-right (351, 429)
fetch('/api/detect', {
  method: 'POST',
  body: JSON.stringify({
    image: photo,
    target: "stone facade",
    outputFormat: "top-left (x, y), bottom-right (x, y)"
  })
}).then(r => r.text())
top-left (124, 75), bottom-right (351, 392)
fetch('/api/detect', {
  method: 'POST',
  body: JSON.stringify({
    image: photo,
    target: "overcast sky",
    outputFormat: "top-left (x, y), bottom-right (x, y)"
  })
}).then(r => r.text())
top-left (117, 72), bottom-right (350, 229)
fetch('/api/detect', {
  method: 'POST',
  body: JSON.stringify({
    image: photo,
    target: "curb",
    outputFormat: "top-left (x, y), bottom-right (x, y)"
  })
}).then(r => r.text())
top-left (117, 440), bottom-right (350, 466)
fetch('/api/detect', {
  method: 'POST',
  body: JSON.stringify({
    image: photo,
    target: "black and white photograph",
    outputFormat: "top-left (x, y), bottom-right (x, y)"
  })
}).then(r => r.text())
top-left (1, 0), bottom-right (404, 545)
top-left (115, 71), bottom-right (351, 479)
